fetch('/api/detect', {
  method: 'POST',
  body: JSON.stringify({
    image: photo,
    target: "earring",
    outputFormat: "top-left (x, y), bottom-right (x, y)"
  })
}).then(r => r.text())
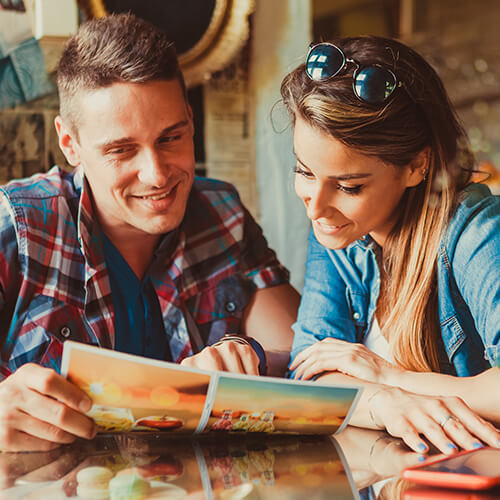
top-left (422, 169), bottom-right (428, 181)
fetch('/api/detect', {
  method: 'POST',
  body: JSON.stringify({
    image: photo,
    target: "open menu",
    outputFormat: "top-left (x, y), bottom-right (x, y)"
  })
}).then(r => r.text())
top-left (61, 341), bottom-right (361, 436)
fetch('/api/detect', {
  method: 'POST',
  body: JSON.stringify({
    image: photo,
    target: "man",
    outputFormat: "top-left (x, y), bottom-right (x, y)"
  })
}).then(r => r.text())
top-left (0, 14), bottom-right (299, 452)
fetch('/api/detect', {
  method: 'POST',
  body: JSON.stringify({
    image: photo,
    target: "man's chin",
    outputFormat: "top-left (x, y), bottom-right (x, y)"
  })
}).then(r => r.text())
top-left (134, 214), bottom-right (184, 236)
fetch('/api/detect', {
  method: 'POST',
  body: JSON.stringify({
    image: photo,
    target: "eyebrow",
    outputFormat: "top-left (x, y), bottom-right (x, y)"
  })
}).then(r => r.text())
top-left (98, 120), bottom-right (190, 151)
top-left (294, 152), bottom-right (373, 181)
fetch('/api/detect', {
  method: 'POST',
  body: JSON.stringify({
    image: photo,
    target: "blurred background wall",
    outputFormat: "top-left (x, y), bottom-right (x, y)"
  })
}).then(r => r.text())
top-left (0, 0), bottom-right (499, 290)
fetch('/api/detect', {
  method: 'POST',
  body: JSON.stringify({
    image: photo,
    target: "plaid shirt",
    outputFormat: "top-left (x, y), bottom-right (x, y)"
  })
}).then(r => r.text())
top-left (0, 166), bottom-right (289, 380)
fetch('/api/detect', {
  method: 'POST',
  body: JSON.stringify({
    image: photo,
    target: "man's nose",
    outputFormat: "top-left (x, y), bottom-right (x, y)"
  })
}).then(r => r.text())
top-left (137, 150), bottom-right (169, 187)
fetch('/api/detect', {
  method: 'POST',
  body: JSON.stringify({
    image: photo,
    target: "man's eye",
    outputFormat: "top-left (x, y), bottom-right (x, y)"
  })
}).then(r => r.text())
top-left (337, 184), bottom-right (363, 195)
top-left (107, 146), bottom-right (133, 155)
top-left (159, 134), bottom-right (182, 144)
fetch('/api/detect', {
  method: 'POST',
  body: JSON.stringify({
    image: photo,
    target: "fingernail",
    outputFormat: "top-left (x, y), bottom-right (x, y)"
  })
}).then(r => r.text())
top-left (417, 443), bottom-right (427, 452)
top-left (80, 397), bottom-right (92, 412)
top-left (473, 441), bottom-right (483, 449)
top-left (447, 442), bottom-right (457, 451)
top-left (497, 439), bottom-right (500, 448)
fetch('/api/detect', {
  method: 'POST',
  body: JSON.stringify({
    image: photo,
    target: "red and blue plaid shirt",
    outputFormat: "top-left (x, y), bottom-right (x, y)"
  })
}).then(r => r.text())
top-left (0, 166), bottom-right (289, 380)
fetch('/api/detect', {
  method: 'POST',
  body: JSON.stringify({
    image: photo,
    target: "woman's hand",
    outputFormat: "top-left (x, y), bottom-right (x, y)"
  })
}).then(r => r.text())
top-left (290, 338), bottom-right (403, 384)
top-left (335, 427), bottom-right (425, 490)
top-left (370, 387), bottom-right (500, 454)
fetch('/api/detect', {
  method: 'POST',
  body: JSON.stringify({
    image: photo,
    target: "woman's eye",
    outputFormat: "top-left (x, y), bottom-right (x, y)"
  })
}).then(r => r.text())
top-left (337, 184), bottom-right (363, 195)
top-left (293, 166), bottom-right (314, 178)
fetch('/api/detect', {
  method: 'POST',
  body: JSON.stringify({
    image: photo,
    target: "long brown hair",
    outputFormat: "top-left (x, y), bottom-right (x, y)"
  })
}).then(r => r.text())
top-left (281, 36), bottom-right (474, 372)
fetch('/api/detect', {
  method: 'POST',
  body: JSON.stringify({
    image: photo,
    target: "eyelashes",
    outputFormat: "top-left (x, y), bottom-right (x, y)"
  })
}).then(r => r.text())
top-left (293, 166), bottom-right (364, 195)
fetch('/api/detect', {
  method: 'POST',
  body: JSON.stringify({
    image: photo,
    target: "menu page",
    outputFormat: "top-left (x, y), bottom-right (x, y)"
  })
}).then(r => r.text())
top-left (61, 341), bottom-right (361, 436)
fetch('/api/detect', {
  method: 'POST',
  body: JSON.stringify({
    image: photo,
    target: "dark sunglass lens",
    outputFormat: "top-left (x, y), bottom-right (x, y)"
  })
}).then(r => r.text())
top-left (354, 66), bottom-right (397, 103)
top-left (306, 44), bottom-right (345, 81)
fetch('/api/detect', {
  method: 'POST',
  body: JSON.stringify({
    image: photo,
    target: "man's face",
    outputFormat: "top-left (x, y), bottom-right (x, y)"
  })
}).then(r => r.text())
top-left (58, 80), bottom-right (195, 240)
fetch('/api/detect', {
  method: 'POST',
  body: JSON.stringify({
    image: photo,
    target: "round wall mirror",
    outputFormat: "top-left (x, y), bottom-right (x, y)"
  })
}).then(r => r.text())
top-left (78, 0), bottom-right (254, 87)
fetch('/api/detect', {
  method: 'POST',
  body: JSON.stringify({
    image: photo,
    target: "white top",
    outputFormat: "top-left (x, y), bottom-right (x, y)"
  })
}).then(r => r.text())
top-left (363, 316), bottom-right (394, 363)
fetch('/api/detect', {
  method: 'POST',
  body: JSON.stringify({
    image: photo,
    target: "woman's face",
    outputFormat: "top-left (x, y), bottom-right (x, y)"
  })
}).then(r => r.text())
top-left (293, 115), bottom-right (423, 249)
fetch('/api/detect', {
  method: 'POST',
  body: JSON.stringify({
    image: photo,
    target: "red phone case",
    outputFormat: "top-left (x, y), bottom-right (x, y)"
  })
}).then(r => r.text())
top-left (402, 448), bottom-right (500, 491)
top-left (404, 485), bottom-right (500, 500)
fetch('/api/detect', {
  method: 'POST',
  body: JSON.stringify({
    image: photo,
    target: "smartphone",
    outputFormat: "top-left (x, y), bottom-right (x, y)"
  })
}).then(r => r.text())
top-left (403, 485), bottom-right (500, 500)
top-left (402, 447), bottom-right (500, 490)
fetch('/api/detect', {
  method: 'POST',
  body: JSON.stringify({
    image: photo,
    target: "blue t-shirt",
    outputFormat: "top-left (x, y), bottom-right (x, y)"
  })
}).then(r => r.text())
top-left (102, 232), bottom-right (172, 361)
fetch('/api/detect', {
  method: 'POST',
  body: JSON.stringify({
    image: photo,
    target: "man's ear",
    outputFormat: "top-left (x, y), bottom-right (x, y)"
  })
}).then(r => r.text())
top-left (54, 115), bottom-right (81, 167)
top-left (405, 147), bottom-right (430, 187)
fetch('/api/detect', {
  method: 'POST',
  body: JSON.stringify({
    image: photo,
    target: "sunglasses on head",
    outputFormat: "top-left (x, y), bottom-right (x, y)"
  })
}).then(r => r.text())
top-left (305, 42), bottom-right (402, 105)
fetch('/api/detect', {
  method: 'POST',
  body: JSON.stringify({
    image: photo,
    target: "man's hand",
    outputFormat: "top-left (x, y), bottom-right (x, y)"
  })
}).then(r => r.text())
top-left (180, 341), bottom-right (260, 375)
top-left (0, 364), bottom-right (97, 452)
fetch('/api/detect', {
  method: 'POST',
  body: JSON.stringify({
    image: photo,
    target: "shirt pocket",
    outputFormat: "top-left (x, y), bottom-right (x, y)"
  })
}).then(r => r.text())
top-left (10, 295), bottom-right (91, 371)
top-left (440, 315), bottom-right (466, 361)
top-left (188, 274), bottom-right (256, 346)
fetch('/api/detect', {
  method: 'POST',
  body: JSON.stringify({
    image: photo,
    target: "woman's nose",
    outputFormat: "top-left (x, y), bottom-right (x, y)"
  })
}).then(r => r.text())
top-left (306, 183), bottom-right (333, 220)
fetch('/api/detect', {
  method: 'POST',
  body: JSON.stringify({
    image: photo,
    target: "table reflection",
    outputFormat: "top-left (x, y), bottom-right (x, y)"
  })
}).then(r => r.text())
top-left (0, 432), bottom-right (357, 499)
top-left (2, 427), bottom-right (498, 499)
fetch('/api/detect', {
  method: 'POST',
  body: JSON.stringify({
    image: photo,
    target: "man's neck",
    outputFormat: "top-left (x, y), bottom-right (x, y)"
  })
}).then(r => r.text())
top-left (102, 229), bottom-right (160, 280)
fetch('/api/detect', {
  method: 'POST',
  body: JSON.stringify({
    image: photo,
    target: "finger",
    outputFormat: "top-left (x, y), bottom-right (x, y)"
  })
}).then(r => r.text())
top-left (289, 340), bottom-right (345, 370)
top-left (294, 358), bottom-right (329, 380)
top-left (15, 450), bottom-right (83, 484)
top-left (289, 344), bottom-right (320, 370)
top-left (214, 343), bottom-right (247, 374)
top-left (386, 418), bottom-right (429, 454)
top-left (19, 389), bottom-right (96, 440)
top-left (10, 408), bottom-right (77, 445)
top-left (447, 399), bottom-right (500, 448)
top-left (293, 352), bottom-right (345, 380)
top-left (0, 428), bottom-right (61, 453)
top-left (414, 414), bottom-right (458, 455)
top-left (17, 364), bottom-right (93, 413)
top-left (0, 448), bottom-right (64, 489)
top-left (440, 416), bottom-right (482, 451)
top-left (398, 450), bottom-right (428, 469)
top-left (183, 348), bottom-right (225, 372)
top-left (235, 345), bottom-right (260, 375)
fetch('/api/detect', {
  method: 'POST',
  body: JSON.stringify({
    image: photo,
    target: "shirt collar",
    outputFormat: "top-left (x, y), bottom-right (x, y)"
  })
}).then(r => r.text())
top-left (74, 166), bottom-right (105, 273)
top-left (352, 233), bottom-right (377, 250)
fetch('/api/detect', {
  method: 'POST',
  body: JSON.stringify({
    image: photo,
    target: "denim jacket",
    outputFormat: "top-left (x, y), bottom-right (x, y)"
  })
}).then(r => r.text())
top-left (291, 183), bottom-right (500, 377)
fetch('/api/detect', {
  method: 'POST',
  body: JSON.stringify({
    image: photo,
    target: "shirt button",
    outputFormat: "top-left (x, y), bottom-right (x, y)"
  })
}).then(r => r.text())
top-left (60, 326), bottom-right (71, 338)
top-left (353, 312), bottom-right (360, 320)
top-left (225, 301), bottom-right (237, 313)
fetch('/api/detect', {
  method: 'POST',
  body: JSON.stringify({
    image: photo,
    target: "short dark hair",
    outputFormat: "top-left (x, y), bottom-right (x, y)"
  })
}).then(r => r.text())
top-left (57, 13), bottom-right (186, 131)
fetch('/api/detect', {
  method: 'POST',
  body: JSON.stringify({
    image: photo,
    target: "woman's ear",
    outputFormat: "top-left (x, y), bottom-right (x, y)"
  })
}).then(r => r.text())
top-left (405, 147), bottom-right (430, 187)
top-left (54, 116), bottom-right (81, 167)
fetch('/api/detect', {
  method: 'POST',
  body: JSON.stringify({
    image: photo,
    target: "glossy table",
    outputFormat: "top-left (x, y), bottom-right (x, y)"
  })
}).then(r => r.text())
top-left (0, 427), bottom-right (498, 499)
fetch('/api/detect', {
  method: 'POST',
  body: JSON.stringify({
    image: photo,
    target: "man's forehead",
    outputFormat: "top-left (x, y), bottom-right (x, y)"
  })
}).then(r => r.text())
top-left (71, 80), bottom-right (190, 143)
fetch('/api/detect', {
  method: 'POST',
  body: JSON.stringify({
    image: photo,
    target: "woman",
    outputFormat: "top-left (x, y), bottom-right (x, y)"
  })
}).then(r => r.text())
top-left (283, 36), bottom-right (500, 455)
